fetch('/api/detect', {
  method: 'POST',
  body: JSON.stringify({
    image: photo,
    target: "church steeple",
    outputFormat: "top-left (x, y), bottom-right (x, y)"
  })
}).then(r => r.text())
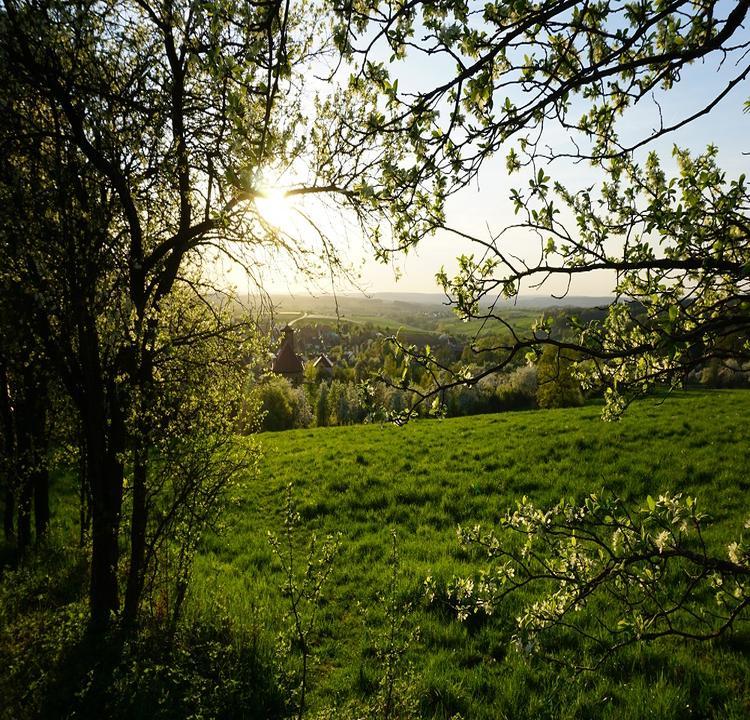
top-left (272, 325), bottom-right (304, 380)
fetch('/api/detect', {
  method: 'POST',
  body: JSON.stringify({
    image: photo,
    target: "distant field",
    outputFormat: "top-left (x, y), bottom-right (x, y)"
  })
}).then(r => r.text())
top-left (266, 295), bottom-right (543, 339)
top-left (430, 307), bottom-right (540, 336)
top-left (190, 390), bottom-right (750, 719)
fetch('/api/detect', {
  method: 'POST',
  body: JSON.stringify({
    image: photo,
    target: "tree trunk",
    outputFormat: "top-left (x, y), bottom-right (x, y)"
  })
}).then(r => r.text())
top-left (123, 453), bottom-right (147, 626)
top-left (84, 381), bottom-right (124, 629)
top-left (0, 361), bottom-right (15, 543)
top-left (87, 437), bottom-right (123, 628)
top-left (33, 465), bottom-right (50, 541)
top-left (17, 474), bottom-right (32, 553)
top-left (75, 312), bottom-right (125, 629)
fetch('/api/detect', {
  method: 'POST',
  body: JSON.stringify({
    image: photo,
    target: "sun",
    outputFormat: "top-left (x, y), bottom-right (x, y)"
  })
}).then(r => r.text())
top-left (255, 187), bottom-right (294, 230)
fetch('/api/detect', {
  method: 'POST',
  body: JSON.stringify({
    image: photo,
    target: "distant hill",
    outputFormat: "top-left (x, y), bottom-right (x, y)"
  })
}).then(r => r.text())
top-left (260, 291), bottom-right (614, 309)
top-left (368, 292), bottom-right (614, 309)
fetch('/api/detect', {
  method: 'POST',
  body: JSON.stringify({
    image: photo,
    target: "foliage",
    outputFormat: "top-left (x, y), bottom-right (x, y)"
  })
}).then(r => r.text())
top-left (340, 0), bottom-right (750, 187)
top-left (263, 307), bottom-right (551, 427)
top-left (399, 146), bottom-right (750, 417)
top-left (327, 380), bottom-right (369, 426)
top-left (0, 531), bottom-right (286, 720)
top-left (124, 291), bottom-right (263, 627)
top-left (2, 612), bottom-right (285, 720)
top-left (699, 358), bottom-right (750, 388)
top-left (330, 0), bottom-right (750, 418)
top-left (442, 493), bottom-right (749, 670)
top-left (0, 533), bottom-right (87, 630)
top-left (370, 531), bottom-right (421, 720)
top-left (0, 0), bottom-right (444, 626)
top-left (496, 365), bottom-right (538, 410)
top-left (258, 377), bottom-right (313, 432)
top-left (442, 365), bottom-right (540, 417)
top-left (315, 383), bottom-right (330, 428)
top-left (2, 1), bottom-right (750, 715)
top-left (536, 345), bottom-right (584, 409)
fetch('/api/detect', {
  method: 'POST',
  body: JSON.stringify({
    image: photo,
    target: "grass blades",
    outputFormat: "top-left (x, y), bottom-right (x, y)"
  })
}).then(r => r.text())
top-left (186, 390), bottom-right (750, 719)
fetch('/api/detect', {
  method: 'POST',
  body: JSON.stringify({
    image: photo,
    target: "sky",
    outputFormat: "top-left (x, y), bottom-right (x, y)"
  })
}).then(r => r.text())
top-left (361, 58), bottom-right (750, 298)
top-left (221, 13), bottom-right (750, 300)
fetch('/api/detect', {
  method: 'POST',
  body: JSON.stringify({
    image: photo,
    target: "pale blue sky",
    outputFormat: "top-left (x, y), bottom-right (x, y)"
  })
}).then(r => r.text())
top-left (231, 20), bottom-right (750, 299)
top-left (359, 45), bottom-right (750, 297)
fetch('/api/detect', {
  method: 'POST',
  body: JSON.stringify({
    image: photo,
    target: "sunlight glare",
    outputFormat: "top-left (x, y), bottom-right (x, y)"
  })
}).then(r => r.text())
top-left (255, 187), bottom-right (293, 230)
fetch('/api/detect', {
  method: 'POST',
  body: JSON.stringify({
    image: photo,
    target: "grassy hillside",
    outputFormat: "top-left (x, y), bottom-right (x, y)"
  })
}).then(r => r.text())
top-left (188, 390), bottom-right (750, 719)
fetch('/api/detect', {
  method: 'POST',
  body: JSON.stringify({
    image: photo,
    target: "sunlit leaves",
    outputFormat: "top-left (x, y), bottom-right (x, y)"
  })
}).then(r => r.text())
top-left (439, 492), bottom-right (750, 668)
top-left (336, 0), bottom-right (749, 198)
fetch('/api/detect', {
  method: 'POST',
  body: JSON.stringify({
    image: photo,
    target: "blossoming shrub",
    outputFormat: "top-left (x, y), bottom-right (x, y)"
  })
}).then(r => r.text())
top-left (429, 493), bottom-right (750, 669)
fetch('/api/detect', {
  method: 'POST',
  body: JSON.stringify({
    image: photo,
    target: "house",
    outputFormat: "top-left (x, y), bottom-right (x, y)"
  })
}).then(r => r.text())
top-left (312, 353), bottom-right (334, 378)
top-left (272, 325), bottom-right (304, 382)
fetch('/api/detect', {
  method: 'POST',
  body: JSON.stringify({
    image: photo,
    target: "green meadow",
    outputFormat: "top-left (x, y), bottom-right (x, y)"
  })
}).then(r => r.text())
top-left (185, 390), bottom-right (750, 719)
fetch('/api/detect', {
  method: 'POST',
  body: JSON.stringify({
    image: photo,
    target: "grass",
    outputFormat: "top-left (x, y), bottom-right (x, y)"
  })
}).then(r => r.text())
top-left (1, 390), bottom-right (748, 718)
top-left (430, 307), bottom-right (540, 337)
top-left (185, 389), bottom-right (750, 719)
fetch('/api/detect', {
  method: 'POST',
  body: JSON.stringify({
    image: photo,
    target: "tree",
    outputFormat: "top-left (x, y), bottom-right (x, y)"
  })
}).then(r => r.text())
top-left (347, 0), bottom-right (750, 664)
top-left (535, 344), bottom-right (583, 409)
top-left (258, 375), bottom-right (313, 431)
top-left (339, 0), bottom-right (750, 190)
top-left (2, 0), bottom-right (442, 627)
top-left (3, 0), bottom-right (748, 634)
top-left (335, 0), bottom-right (750, 415)
top-left (122, 289), bottom-right (258, 627)
top-left (0, 152), bottom-right (57, 554)
top-left (315, 382), bottom-right (330, 427)
top-left (430, 145), bottom-right (749, 417)
top-left (0, 361), bottom-right (52, 552)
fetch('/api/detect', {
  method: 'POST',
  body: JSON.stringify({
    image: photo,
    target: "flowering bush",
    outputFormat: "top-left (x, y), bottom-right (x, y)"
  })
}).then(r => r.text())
top-left (427, 493), bottom-right (750, 669)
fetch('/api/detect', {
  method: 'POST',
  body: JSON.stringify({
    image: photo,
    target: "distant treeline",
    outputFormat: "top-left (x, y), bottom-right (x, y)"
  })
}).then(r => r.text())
top-left (247, 309), bottom-right (750, 432)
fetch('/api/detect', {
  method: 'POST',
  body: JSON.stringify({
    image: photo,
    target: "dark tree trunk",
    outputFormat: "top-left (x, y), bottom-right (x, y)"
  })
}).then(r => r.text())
top-left (87, 432), bottom-right (123, 628)
top-left (123, 454), bottom-right (147, 625)
top-left (3, 488), bottom-right (13, 543)
top-left (0, 361), bottom-right (15, 543)
top-left (33, 465), bottom-right (50, 540)
top-left (75, 312), bottom-right (125, 629)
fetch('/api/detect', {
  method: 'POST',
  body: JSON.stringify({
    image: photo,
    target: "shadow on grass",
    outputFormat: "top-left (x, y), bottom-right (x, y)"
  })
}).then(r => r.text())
top-left (29, 619), bottom-right (288, 720)
top-left (1, 539), bottom-right (286, 720)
